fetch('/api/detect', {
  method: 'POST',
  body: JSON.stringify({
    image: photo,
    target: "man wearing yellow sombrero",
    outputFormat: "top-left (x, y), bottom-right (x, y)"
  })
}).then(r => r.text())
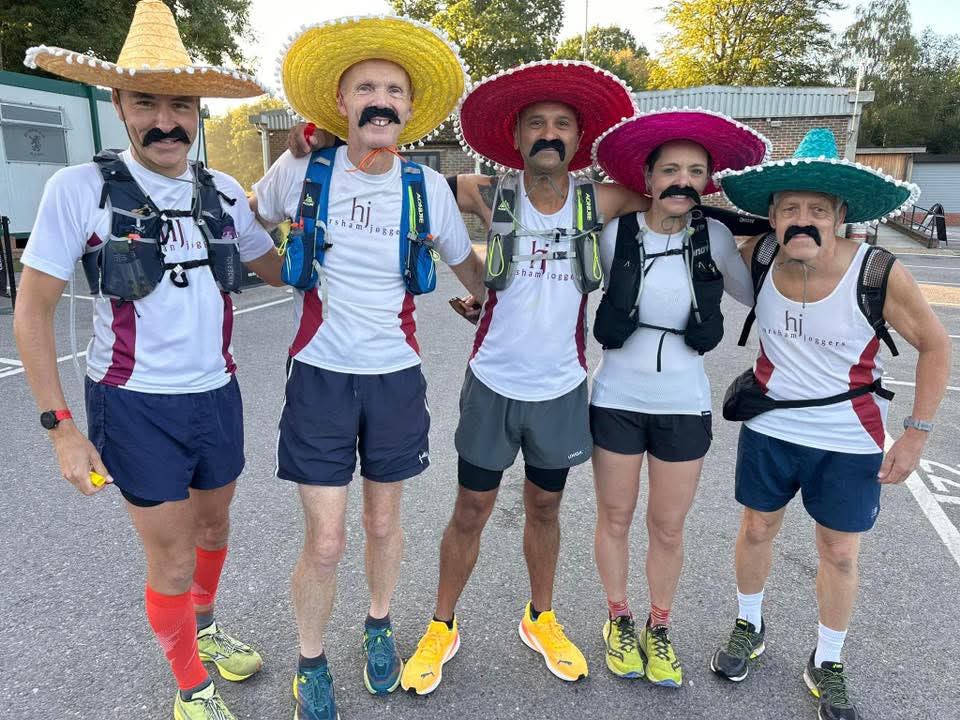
top-left (250, 15), bottom-right (485, 717)
top-left (15, 3), bottom-right (282, 719)
top-left (709, 129), bottom-right (951, 720)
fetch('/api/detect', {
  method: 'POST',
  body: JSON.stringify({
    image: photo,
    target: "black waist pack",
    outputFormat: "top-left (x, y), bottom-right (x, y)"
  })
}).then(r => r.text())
top-left (722, 368), bottom-right (895, 422)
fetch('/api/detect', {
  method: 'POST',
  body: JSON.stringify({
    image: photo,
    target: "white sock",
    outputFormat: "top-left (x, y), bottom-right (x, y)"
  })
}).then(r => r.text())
top-left (814, 623), bottom-right (847, 666)
top-left (736, 587), bottom-right (764, 630)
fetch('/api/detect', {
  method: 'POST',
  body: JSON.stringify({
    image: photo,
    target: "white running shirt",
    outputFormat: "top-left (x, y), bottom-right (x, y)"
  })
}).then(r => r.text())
top-left (745, 242), bottom-right (889, 453)
top-left (468, 174), bottom-right (591, 402)
top-left (22, 150), bottom-right (274, 394)
top-left (590, 213), bottom-right (753, 414)
top-left (253, 148), bottom-right (471, 374)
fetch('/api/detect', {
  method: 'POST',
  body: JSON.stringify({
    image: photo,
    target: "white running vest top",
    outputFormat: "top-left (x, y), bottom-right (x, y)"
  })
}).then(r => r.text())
top-left (468, 174), bottom-right (589, 402)
top-left (745, 243), bottom-right (889, 453)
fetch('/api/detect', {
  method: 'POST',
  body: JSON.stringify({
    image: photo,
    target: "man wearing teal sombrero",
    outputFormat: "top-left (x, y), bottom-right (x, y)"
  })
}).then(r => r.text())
top-left (251, 15), bottom-right (486, 719)
top-left (710, 128), bottom-right (951, 720)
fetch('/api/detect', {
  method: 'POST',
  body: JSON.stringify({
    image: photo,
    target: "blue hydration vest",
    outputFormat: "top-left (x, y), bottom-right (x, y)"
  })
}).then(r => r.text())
top-left (281, 147), bottom-right (437, 296)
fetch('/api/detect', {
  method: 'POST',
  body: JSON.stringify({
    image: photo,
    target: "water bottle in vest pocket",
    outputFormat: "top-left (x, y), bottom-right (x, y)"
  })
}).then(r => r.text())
top-left (85, 204), bottom-right (166, 301)
top-left (201, 212), bottom-right (244, 293)
top-left (402, 234), bottom-right (438, 295)
top-left (683, 261), bottom-right (724, 354)
top-left (570, 232), bottom-right (603, 294)
top-left (279, 222), bottom-right (319, 290)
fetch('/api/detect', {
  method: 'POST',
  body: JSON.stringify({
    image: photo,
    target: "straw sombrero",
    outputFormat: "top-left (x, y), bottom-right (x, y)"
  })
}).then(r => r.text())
top-left (23, 0), bottom-right (265, 98)
top-left (455, 60), bottom-right (637, 172)
top-left (717, 128), bottom-right (920, 223)
top-left (278, 16), bottom-right (469, 146)
top-left (593, 107), bottom-right (771, 196)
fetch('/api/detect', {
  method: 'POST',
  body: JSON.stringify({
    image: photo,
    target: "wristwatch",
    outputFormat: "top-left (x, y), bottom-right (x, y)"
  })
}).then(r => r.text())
top-left (903, 416), bottom-right (934, 433)
top-left (40, 408), bottom-right (73, 430)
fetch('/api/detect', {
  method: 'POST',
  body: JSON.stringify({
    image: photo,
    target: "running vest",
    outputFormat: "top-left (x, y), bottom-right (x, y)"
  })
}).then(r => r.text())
top-left (82, 150), bottom-right (243, 301)
top-left (737, 233), bottom-right (900, 356)
top-left (483, 173), bottom-right (603, 294)
top-left (593, 209), bottom-right (724, 366)
top-left (281, 146), bottom-right (437, 297)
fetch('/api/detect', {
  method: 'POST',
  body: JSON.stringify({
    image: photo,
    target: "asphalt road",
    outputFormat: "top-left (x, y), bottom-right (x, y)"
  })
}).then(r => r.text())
top-left (0, 253), bottom-right (958, 720)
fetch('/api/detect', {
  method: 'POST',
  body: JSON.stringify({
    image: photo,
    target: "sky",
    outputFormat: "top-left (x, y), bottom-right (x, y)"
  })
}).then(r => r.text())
top-left (205, 0), bottom-right (960, 116)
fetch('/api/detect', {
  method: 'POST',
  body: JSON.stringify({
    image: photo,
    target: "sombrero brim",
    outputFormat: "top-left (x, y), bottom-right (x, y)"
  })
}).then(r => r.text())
top-left (25, 46), bottom-right (266, 98)
top-left (456, 61), bottom-right (637, 172)
top-left (717, 158), bottom-right (920, 224)
top-left (279, 16), bottom-right (468, 146)
top-left (593, 108), bottom-right (771, 196)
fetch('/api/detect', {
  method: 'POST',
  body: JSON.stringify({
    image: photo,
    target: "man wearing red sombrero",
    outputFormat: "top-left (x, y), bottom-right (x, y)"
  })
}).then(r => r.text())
top-left (14, 2), bottom-right (279, 718)
top-left (710, 129), bottom-right (951, 720)
top-left (396, 59), bottom-right (653, 694)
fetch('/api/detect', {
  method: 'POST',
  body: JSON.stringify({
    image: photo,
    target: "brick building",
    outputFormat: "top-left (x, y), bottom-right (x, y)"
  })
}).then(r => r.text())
top-left (249, 85), bottom-right (870, 233)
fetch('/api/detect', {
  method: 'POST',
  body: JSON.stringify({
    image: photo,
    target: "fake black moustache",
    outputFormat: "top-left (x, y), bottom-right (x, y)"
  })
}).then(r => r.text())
top-left (783, 225), bottom-right (822, 246)
top-left (659, 185), bottom-right (701, 205)
top-left (142, 126), bottom-right (191, 146)
top-left (530, 138), bottom-right (566, 160)
top-left (359, 106), bottom-right (401, 127)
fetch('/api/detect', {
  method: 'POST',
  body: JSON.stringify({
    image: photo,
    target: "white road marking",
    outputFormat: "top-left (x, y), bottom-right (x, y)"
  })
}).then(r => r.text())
top-left (890, 434), bottom-right (960, 570)
top-left (234, 297), bottom-right (292, 316)
top-left (902, 264), bottom-right (960, 271)
top-left (916, 280), bottom-right (960, 287)
top-left (881, 378), bottom-right (960, 393)
top-left (0, 357), bottom-right (23, 366)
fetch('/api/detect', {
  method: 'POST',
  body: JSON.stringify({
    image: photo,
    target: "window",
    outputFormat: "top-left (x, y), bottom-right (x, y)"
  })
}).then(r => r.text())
top-left (405, 151), bottom-right (440, 171)
top-left (1, 102), bottom-right (68, 165)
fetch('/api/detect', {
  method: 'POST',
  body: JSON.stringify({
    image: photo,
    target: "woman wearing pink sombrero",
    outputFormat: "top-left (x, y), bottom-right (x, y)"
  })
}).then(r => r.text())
top-left (588, 108), bottom-right (770, 686)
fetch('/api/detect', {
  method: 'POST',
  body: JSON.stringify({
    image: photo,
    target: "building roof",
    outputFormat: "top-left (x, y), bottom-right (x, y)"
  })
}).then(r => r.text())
top-left (634, 85), bottom-right (873, 119)
top-left (913, 154), bottom-right (960, 163)
top-left (249, 108), bottom-right (459, 143)
top-left (857, 146), bottom-right (927, 155)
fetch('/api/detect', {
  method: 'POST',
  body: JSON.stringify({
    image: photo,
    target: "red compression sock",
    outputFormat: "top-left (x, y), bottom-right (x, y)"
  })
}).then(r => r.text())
top-left (649, 604), bottom-right (671, 628)
top-left (145, 585), bottom-right (208, 690)
top-left (191, 546), bottom-right (228, 609)
top-left (607, 598), bottom-right (632, 618)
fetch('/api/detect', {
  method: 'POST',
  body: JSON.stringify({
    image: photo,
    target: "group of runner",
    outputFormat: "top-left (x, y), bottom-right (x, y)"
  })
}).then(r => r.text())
top-left (13, 3), bottom-right (951, 720)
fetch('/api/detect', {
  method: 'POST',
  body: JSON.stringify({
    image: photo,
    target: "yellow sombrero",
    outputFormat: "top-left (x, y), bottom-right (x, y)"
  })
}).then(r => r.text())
top-left (279, 16), bottom-right (469, 146)
top-left (23, 0), bottom-right (265, 98)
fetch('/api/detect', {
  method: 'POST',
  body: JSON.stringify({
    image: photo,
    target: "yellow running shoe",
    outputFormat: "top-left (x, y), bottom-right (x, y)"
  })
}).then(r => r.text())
top-left (400, 619), bottom-right (460, 695)
top-left (172, 682), bottom-right (236, 720)
top-left (518, 603), bottom-right (588, 682)
top-left (603, 615), bottom-right (645, 678)
top-left (196, 622), bottom-right (263, 682)
top-left (641, 622), bottom-right (682, 687)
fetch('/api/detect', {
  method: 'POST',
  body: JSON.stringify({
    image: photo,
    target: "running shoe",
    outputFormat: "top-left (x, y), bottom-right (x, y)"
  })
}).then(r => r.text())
top-left (518, 602), bottom-right (588, 682)
top-left (803, 650), bottom-right (861, 720)
top-left (603, 615), bottom-right (645, 678)
top-left (363, 621), bottom-right (403, 694)
top-left (400, 618), bottom-right (460, 695)
top-left (641, 621), bottom-right (682, 687)
top-left (293, 665), bottom-right (339, 720)
top-left (172, 682), bottom-right (235, 720)
top-left (710, 618), bottom-right (766, 682)
top-left (197, 622), bottom-right (263, 682)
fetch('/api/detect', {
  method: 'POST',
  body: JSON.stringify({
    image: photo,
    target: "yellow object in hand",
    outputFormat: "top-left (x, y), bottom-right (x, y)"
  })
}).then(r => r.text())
top-left (89, 472), bottom-right (106, 487)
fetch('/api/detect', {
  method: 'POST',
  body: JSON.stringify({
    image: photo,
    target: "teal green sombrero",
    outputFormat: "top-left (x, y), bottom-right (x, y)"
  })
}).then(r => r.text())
top-left (716, 128), bottom-right (920, 223)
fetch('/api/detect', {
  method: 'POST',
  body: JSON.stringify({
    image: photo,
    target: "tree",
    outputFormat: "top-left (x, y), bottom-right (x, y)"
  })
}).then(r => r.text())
top-left (553, 25), bottom-right (650, 89)
top-left (388, 0), bottom-right (564, 79)
top-left (0, 0), bottom-right (255, 76)
top-left (832, 0), bottom-right (960, 153)
top-left (649, 0), bottom-right (841, 89)
top-left (205, 97), bottom-right (285, 192)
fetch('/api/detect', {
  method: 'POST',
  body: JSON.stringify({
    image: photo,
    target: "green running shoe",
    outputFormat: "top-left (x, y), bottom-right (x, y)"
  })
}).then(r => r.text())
top-left (173, 682), bottom-right (236, 720)
top-left (363, 622), bottom-right (403, 694)
top-left (641, 622), bottom-right (682, 687)
top-left (603, 615), bottom-right (645, 678)
top-left (710, 618), bottom-right (765, 682)
top-left (803, 650), bottom-right (861, 720)
top-left (197, 622), bottom-right (262, 682)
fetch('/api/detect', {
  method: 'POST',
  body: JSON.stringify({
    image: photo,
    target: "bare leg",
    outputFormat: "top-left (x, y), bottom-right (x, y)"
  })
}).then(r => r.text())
top-left (734, 507), bottom-right (787, 595)
top-left (523, 480), bottom-right (564, 612)
top-left (593, 447), bottom-right (644, 606)
top-left (362, 479), bottom-right (404, 619)
top-left (815, 524), bottom-right (861, 631)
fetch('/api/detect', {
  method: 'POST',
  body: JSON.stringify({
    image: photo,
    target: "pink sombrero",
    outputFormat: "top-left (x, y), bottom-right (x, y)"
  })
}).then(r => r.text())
top-left (455, 60), bottom-right (637, 172)
top-left (593, 107), bottom-right (771, 196)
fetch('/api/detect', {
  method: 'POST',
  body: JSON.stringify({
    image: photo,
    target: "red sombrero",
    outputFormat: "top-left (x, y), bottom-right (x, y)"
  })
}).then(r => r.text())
top-left (455, 60), bottom-right (637, 172)
top-left (593, 107), bottom-right (771, 196)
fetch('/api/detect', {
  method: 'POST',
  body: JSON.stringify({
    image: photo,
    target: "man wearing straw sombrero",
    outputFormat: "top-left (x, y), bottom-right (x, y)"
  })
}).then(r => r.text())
top-left (251, 14), bottom-right (485, 718)
top-left (14, 2), bottom-right (281, 718)
top-left (708, 128), bottom-right (950, 720)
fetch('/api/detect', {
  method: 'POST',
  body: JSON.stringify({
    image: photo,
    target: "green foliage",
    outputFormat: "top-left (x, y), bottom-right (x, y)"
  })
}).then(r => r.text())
top-left (389, 0), bottom-right (564, 79)
top-left (0, 0), bottom-right (255, 76)
top-left (649, 0), bottom-right (841, 88)
top-left (834, 0), bottom-right (960, 153)
top-left (205, 97), bottom-right (285, 191)
top-left (553, 25), bottom-right (650, 89)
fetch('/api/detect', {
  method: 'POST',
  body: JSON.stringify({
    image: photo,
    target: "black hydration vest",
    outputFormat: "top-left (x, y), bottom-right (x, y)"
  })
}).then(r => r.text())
top-left (82, 150), bottom-right (244, 301)
top-left (593, 209), bottom-right (726, 370)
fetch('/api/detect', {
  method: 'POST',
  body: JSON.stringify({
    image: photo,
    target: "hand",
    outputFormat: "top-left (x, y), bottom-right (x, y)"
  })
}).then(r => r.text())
top-left (50, 422), bottom-right (113, 495)
top-left (877, 428), bottom-right (927, 484)
top-left (287, 122), bottom-right (336, 158)
top-left (449, 295), bottom-right (481, 325)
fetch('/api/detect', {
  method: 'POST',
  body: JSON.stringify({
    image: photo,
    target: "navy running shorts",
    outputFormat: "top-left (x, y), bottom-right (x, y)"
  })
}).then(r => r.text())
top-left (85, 376), bottom-right (245, 505)
top-left (276, 360), bottom-right (430, 486)
top-left (735, 425), bottom-right (883, 533)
